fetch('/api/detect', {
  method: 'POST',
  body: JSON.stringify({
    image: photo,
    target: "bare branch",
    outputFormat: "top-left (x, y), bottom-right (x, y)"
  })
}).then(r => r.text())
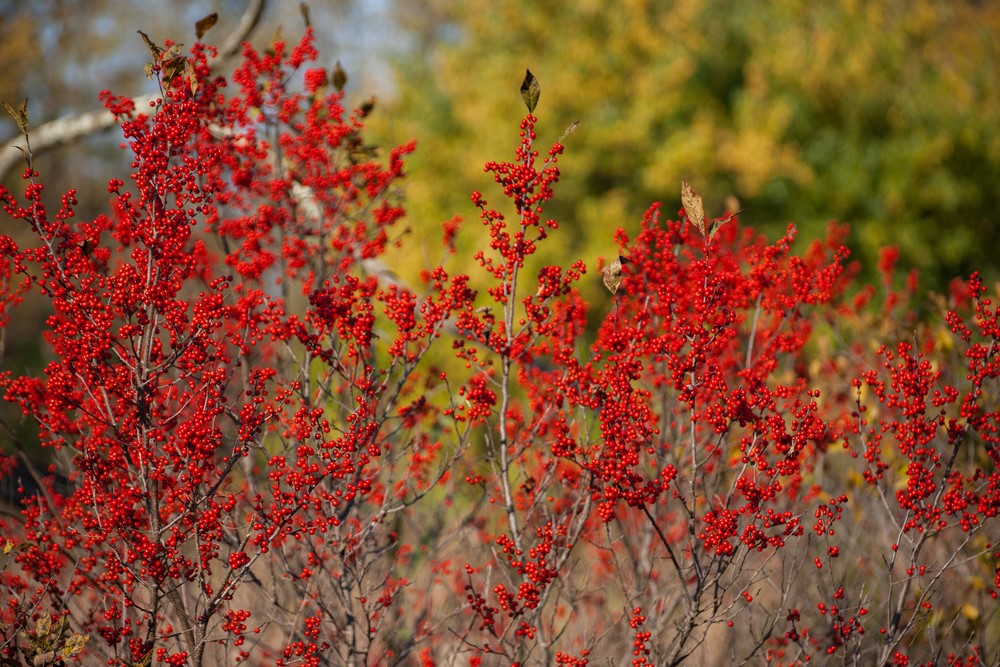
top-left (218, 0), bottom-right (266, 60)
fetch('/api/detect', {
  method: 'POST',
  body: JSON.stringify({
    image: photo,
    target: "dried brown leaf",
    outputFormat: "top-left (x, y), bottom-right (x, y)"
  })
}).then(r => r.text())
top-left (332, 61), bottom-right (348, 92)
top-left (681, 178), bottom-right (705, 235)
top-left (709, 208), bottom-right (743, 241)
top-left (195, 13), bottom-right (218, 39)
top-left (137, 30), bottom-right (162, 60)
top-left (2, 98), bottom-right (28, 134)
top-left (602, 255), bottom-right (630, 294)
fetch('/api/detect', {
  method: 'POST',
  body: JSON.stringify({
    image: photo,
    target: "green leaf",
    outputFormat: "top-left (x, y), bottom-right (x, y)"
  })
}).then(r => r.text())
top-left (195, 13), bottom-right (218, 40)
top-left (520, 68), bottom-right (539, 114)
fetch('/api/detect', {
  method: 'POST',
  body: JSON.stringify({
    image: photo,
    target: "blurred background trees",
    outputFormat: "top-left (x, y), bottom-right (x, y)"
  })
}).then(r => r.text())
top-left (375, 0), bottom-right (1000, 294)
top-left (4, 0), bottom-right (998, 291)
top-left (0, 0), bottom-right (394, 204)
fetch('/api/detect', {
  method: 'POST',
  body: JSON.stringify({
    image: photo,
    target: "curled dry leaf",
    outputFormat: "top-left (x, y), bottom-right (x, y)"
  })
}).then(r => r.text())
top-left (602, 255), bottom-right (630, 294)
top-left (137, 29), bottom-right (163, 60)
top-left (195, 13), bottom-right (218, 39)
top-left (681, 178), bottom-right (705, 235)
top-left (709, 208), bottom-right (743, 241)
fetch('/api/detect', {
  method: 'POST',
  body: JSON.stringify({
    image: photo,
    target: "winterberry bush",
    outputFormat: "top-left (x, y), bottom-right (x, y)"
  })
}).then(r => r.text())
top-left (1, 25), bottom-right (998, 667)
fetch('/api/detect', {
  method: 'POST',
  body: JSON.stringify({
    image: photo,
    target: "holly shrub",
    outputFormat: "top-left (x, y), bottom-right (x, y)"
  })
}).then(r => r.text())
top-left (0, 28), bottom-right (997, 667)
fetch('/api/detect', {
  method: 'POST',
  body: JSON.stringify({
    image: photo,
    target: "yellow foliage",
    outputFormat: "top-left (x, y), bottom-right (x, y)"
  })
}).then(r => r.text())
top-left (377, 0), bottom-right (1000, 290)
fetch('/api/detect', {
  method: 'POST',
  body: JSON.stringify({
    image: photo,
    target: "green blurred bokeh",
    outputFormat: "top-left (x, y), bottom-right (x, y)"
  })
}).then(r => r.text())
top-left (372, 0), bottom-right (1000, 295)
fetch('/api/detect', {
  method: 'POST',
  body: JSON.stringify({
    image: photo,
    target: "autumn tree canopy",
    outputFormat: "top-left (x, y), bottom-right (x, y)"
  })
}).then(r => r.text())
top-left (378, 0), bottom-right (1000, 291)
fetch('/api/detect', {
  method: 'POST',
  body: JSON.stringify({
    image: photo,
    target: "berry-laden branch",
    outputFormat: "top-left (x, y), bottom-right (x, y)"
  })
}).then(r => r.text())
top-left (0, 26), bottom-right (997, 667)
top-left (444, 72), bottom-right (997, 664)
top-left (448, 65), bottom-right (846, 663)
top-left (0, 0), bottom-right (267, 181)
top-left (0, 25), bottom-right (475, 667)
